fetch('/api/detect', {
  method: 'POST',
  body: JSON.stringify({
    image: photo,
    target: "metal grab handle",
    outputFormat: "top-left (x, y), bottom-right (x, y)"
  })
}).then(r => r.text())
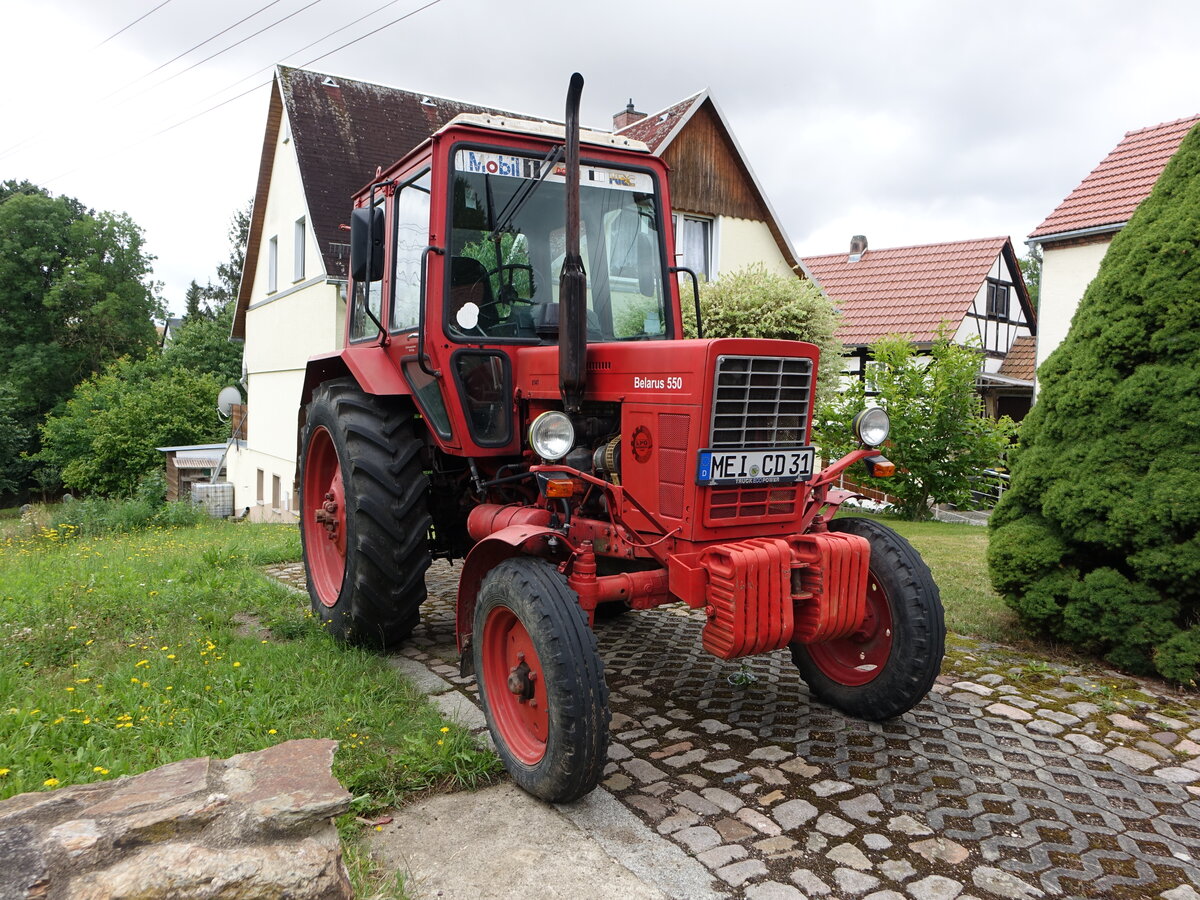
top-left (670, 266), bottom-right (703, 339)
top-left (418, 244), bottom-right (445, 377)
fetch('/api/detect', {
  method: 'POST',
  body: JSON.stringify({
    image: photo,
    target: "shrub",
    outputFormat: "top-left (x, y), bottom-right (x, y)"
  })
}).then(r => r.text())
top-left (989, 121), bottom-right (1200, 684)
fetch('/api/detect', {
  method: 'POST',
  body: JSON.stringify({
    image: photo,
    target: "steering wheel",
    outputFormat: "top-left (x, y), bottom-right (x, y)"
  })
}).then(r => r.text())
top-left (484, 263), bottom-right (536, 307)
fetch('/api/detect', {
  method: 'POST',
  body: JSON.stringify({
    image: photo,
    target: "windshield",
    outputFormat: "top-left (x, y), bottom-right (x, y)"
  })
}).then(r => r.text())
top-left (446, 148), bottom-right (667, 342)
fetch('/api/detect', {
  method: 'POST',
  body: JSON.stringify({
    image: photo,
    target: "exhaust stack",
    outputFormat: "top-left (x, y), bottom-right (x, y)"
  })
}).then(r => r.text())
top-left (559, 73), bottom-right (587, 414)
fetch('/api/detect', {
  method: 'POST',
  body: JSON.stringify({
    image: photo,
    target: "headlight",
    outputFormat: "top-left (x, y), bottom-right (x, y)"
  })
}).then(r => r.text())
top-left (852, 407), bottom-right (890, 448)
top-left (529, 411), bottom-right (575, 461)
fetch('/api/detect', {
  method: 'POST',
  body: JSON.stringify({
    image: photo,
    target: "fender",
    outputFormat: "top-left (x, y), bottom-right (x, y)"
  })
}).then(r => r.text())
top-left (301, 348), bottom-right (411, 411)
top-left (455, 525), bottom-right (572, 655)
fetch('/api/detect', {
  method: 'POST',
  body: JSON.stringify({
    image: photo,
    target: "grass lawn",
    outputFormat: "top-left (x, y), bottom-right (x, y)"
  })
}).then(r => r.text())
top-left (0, 514), bottom-right (499, 895)
top-left (837, 512), bottom-right (1026, 645)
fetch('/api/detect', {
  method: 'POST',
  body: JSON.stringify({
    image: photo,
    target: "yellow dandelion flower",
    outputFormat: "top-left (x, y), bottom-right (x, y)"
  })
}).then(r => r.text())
top-left (167, 655), bottom-right (175, 660)
top-left (44, 778), bottom-right (59, 786)
top-left (440, 726), bottom-right (450, 733)
top-left (0, 768), bottom-right (10, 776)
top-left (232, 662), bottom-right (241, 667)
top-left (436, 740), bottom-right (444, 746)
top-left (93, 766), bottom-right (109, 775)
top-left (65, 687), bottom-right (75, 692)
top-left (268, 729), bottom-right (277, 735)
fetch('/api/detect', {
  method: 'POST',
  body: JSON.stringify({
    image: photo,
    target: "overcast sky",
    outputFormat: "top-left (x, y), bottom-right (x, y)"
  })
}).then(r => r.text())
top-left (3, 0), bottom-right (1198, 314)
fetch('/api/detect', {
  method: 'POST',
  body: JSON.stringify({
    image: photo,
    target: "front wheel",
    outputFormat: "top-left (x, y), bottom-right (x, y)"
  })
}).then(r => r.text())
top-left (791, 517), bottom-right (944, 720)
top-left (473, 558), bottom-right (610, 802)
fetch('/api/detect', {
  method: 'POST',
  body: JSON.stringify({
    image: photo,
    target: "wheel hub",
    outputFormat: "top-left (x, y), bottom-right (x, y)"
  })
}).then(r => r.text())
top-left (314, 492), bottom-right (340, 541)
top-left (507, 654), bottom-right (537, 704)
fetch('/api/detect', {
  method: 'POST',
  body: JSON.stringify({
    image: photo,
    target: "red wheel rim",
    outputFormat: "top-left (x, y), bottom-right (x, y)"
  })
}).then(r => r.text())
top-left (481, 605), bottom-right (548, 765)
top-left (806, 572), bottom-right (894, 686)
top-left (303, 426), bottom-right (346, 607)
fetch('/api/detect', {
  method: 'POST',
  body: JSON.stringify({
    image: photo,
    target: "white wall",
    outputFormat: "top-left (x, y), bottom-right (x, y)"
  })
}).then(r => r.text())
top-left (714, 216), bottom-right (795, 278)
top-left (951, 252), bottom-right (1033, 374)
top-left (1035, 239), bottom-right (1112, 371)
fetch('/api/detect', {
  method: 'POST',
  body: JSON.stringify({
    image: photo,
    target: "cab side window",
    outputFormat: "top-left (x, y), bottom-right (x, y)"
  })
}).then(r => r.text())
top-left (391, 170), bottom-right (431, 331)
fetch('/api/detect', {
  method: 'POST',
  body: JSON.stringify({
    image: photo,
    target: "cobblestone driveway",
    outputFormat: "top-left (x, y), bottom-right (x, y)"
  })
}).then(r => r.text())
top-left (270, 561), bottom-right (1200, 900)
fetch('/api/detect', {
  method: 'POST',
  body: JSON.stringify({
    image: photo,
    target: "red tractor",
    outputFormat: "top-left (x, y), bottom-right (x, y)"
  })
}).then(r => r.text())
top-left (298, 75), bottom-right (944, 803)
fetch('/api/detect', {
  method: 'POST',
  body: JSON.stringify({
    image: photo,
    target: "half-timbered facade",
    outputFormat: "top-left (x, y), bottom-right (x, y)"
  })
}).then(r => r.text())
top-left (803, 236), bottom-right (1036, 418)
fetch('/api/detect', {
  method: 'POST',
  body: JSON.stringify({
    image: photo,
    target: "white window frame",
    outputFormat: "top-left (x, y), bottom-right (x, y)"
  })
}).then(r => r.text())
top-left (672, 214), bottom-right (715, 281)
top-left (294, 218), bottom-right (306, 282)
top-left (267, 235), bottom-right (278, 293)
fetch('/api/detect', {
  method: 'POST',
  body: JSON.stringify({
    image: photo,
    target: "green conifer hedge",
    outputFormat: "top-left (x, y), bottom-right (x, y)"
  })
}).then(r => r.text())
top-left (989, 123), bottom-right (1200, 684)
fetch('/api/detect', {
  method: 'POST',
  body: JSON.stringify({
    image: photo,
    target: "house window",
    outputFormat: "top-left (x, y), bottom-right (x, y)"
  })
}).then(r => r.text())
top-left (674, 214), bottom-right (712, 280)
top-left (256, 469), bottom-right (264, 504)
top-left (986, 281), bottom-right (1010, 319)
top-left (268, 236), bottom-right (278, 293)
top-left (272, 475), bottom-right (281, 510)
top-left (294, 218), bottom-right (306, 282)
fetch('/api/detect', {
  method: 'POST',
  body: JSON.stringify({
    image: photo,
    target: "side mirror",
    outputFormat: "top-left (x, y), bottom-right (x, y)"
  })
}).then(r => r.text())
top-left (350, 207), bottom-right (385, 282)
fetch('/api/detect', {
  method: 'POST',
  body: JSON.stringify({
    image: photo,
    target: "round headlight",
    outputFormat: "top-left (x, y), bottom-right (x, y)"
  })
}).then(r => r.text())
top-left (852, 407), bottom-right (890, 448)
top-left (529, 411), bottom-right (575, 461)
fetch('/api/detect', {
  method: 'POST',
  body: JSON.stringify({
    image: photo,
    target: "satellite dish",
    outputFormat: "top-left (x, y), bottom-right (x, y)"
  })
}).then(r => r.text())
top-left (217, 386), bottom-right (243, 420)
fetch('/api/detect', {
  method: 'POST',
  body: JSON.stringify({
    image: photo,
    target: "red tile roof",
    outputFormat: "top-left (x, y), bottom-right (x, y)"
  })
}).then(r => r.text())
top-left (1030, 115), bottom-right (1200, 240)
top-left (998, 334), bottom-right (1036, 382)
top-left (615, 94), bottom-right (703, 151)
top-left (802, 237), bottom-right (1014, 346)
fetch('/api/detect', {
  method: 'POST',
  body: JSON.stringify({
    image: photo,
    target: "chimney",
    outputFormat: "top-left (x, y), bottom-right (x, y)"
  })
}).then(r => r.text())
top-left (613, 99), bottom-right (645, 131)
top-left (848, 234), bottom-right (868, 262)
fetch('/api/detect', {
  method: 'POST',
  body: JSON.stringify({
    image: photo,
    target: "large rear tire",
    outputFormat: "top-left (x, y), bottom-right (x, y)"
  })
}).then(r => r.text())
top-left (791, 517), bottom-right (944, 720)
top-left (300, 378), bottom-right (432, 650)
top-left (473, 558), bottom-right (610, 803)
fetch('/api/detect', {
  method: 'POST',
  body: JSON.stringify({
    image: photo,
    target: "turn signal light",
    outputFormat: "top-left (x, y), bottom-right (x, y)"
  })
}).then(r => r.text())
top-left (544, 478), bottom-right (580, 498)
top-left (864, 455), bottom-right (896, 478)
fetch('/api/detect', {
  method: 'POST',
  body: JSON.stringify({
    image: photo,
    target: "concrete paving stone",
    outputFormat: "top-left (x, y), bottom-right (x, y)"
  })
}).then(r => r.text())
top-left (663, 749), bottom-right (708, 768)
top-left (608, 742), bottom-right (634, 760)
top-left (714, 816), bottom-right (757, 842)
top-left (632, 738), bottom-right (659, 749)
top-left (715, 858), bottom-right (768, 887)
top-left (1108, 713), bottom-right (1150, 732)
top-left (666, 708), bottom-right (694, 720)
top-left (642, 781), bottom-right (673, 796)
top-left (1185, 756), bottom-right (1200, 773)
top-left (700, 787), bottom-right (744, 813)
top-left (387, 656), bottom-right (454, 695)
top-left (749, 765), bottom-right (790, 785)
top-left (603, 761), bottom-right (620, 776)
top-left (609, 712), bottom-right (637, 729)
top-left (657, 810), bottom-right (700, 835)
top-left (618, 728), bottom-right (649, 741)
top-left (816, 812), bottom-right (855, 837)
top-left (628, 794), bottom-right (669, 820)
top-left (806, 832), bottom-right (830, 853)
top-left (910, 837), bottom-right (970, 866)
top-left (811, 779), bottom-right (854, 797)
top-left (1063, 733), bottom-right (1105, 753)
top-left (749, 745), bottom-right (794, 762)
top-left (1105, 746), bottom-right (1159, 771)
top-left (840, 792), bottom-right (886, 824)
top-left (977, 674), bottom-right (1006, 685)
top-left (604, 773), bottom-right (633, 791)
top-left (952, 681), bottom-right (994, 696)
top-left (790, 869), bottom-right (831, 896)
top-left (674, 790), bottom-right (723, 817)
top-left (677, 774), bottom-right (706, 788)
top-left (726, 728), bottom-right (755, 739)
top-left (1147, 712), bottom-right (1188, 730)
top-left (759, 789), bottom-right (786, 805)
top-left (624, 759), bottom-right (671, 783)
top-left (878, 859), bottom-right (917, 881)
top-left (1176, 738), bottom-right (1200, 756)
top-left (887, 815), bottom-right (934, 836)
top-left (833, 867), bottom-right (882, 895)
top-left (950, 692), bottom-right (991, 707)
top-left (773, 798), bottom-right (820, 830)
top-left (1035, 709), bottom-right (1081, 726)
top-left (737, 808), bottom-right (783, 836)
top-left (696, 719), bottom-right (732, 734)
top-left (697, 843), bottom-right (746, 869)
top-left (623, 687), bottom-right (653, 698)
top-left (864, 833), bottom-right (892, 850)
top-left (664, 727), bottom-right (697, 740)
top-left (1026, 720), bottom-right (1064, 736)
top-left (651, 741), bottom-right (694, 758)
top-left (861, 892), bottom-right (906, 900)
top-left (986, 703), bottom-right (1033, 722)
top-left (1060, 675), bottom-right (1100, 689)
top-left (673, 824), bottom-right (722, 852)
top-left (702, 758), bottom-right (743, 774)
top-left (1003, 696), bottom-right (1039, 710)
top-left (745, 883), bottom-right (807, 900)
top-left (780, 758), bottom-right (822, 778)
top-left (1065, 701), bottom-right (1102, 718)
top-left (1134, 739), bottom-right (1175, 760)
top-left (1153, 731), bottom-right (1181, 747)
top-left (1154, 767), bottom-right (1200, 784)
top-left (1162, 886), bottom-right (1200, 900)
top-left (642, 714), bottom-right (672, 727)
top-left (828, 842), bottom-right (873, 870)
top-left (755, 835), bottom-right (799, 854)
top-left (907, 874), bottom-right (965, 900)
top-left (970, 866), bottom-right (1044, 898)
top-left (430, 690), bottom-right (489, 731)
top-left (731, 776), bottom-right (755, 788)
top-left (711, 742), bottom-right (731, 751)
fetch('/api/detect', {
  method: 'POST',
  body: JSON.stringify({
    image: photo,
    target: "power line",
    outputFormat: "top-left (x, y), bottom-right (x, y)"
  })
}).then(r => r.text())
top-left (300, 0), bottom-right (440, 67)
top-left (95, 0), bottom-right (175, 49)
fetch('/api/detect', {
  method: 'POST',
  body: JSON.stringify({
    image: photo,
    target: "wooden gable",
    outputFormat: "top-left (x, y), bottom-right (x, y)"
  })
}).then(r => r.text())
top-left (660, 100), bottom-right (768, 221)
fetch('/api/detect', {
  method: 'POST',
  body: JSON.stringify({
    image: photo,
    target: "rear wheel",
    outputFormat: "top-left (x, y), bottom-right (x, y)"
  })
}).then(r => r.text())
top-left (300, 378), bottom-right (432, 650)
top-left (791, 517), bottom-right (944, 720)
top-left (473, 558), bottom-right (609, 802)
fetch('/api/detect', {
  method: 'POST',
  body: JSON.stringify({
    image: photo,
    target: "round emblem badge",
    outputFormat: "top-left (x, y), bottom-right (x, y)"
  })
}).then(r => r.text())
top-left (630, 425), bottom-right (653, 463)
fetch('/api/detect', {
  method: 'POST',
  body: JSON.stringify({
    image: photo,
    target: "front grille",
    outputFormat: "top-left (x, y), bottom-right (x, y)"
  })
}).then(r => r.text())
top-left (710, 355), bottom-right (812, 448)
top-left (706, 486), bottom-right (798, 523)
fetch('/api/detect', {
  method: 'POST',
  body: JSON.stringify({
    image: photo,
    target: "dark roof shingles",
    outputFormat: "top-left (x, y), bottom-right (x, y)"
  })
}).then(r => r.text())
top-left (615, 94), bottom-right (701, 151)
top-left (998, 334), bottom-right (1036, 381)
top-left (802, 237), bottom-right (1010, 346)
top-left (1030, 115), bottom-right (1200, 240)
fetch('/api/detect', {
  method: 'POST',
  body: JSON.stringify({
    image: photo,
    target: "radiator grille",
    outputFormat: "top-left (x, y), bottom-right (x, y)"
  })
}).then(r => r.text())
top-left (710, 355), bottom-right (812, 448)
top-left (705, 486), bottom-right (798, 525)
top-left (658, 413), bottom-right (689, 519)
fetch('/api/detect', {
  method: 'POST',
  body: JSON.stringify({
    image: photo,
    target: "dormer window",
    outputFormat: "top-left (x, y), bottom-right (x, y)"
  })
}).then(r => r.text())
top-left (986, 281), bottom-right (1011, 320)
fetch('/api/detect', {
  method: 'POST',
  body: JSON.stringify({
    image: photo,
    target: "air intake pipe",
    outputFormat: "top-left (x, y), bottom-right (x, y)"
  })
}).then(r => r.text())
top-left (559, 73), bottom-right (587, 414)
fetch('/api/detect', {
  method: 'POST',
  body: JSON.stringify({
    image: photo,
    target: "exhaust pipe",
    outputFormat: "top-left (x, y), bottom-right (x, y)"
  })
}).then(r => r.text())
top-left (559, 72), bottom-right (587, 414)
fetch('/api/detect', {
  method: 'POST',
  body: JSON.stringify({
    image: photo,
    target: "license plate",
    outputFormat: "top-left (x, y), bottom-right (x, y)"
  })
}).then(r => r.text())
top-left (696, 447), bottom-right (815, 486)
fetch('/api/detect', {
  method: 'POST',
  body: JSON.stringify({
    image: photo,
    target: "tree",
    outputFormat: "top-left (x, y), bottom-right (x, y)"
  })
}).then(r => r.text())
top-left (819, 332), bottom-right (1015, 520)
top-left (162, 302), bottom-right (242, 386)
top-left (0, 386), bottom-right (32, 496)
top-left (1018, 246), bottom-right (1042, 314)
top-left (38, 357), bottom-right (225, 496)
top-left (687, 264), bottom-right (844, 405)
top-left (206, 202), bottom-right (251, 309)
top-left (183, 280), bottom-right (208, 322)
top-left (988, 123), bottom-right (1200, 683)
